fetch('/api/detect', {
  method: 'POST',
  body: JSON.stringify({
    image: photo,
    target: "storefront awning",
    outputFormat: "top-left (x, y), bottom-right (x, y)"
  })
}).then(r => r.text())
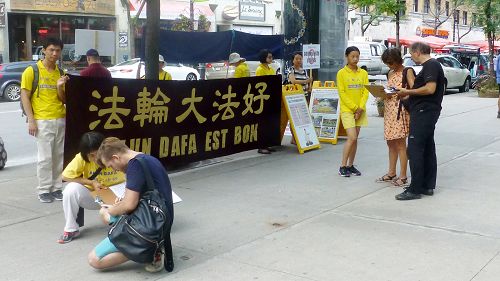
top-left (463, 40), bottom-right (500, 52)
top-left (129, 0), bottom-right (214, 21)
top-left (388, 35), bottom-right (453, 49)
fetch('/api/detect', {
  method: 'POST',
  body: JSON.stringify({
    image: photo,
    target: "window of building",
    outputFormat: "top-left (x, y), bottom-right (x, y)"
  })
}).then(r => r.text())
top-left (435, 0), bottom-right (441, 13)
top-left (472, 13), bottom-right (477, 26)
top-left (360, 6), bottom-right (368, 13)
top-left (463, 11), bottom-right (467, 25)
top-left (445, 1), bottom-right (449, 16)
top-left (399, 0), bottom-right (407, 16)
top-left (414, 0), bottom-right (419, 12)
top-left (423, 0), bottom-right (430, 13)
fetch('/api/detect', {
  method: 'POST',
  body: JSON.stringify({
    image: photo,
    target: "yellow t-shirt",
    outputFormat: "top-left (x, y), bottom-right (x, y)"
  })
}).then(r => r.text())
top-left (234, 62), bottom-right (250, 78)
top-left (255, 64), bottom-right (275, 76)
top-left (159, 70), bottom-right (172, 80)
top-left (336, 65), bottom-right (369, 113)
top-left (21, 61), bottom-right (66, 120)
top-left (62, 153), bottom-right (125, 189)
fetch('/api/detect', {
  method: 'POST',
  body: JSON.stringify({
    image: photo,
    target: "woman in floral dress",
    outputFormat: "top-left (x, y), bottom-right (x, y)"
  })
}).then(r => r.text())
top-left (377, 48), bottom-right (415, 186)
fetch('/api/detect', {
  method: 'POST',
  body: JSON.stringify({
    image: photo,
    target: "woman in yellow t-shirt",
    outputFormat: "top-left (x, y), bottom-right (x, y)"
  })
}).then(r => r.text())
top-left (336, 46), bottom-right (369, 177)
top-left (57, 131), bottom-right (125, 244)
top-left (255, 49), bottom-right (276, 77)
top-left (255, 49), bottom-right (276, 154)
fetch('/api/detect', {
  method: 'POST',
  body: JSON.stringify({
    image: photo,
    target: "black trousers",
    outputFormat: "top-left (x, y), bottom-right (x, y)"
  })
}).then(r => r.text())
top-left (407, 107), bottom-right (441, 194)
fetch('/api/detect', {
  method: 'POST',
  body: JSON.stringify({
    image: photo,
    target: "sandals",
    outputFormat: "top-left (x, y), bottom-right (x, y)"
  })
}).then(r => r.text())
top-left (376, 174), bottom-right (397, 183)
top-left (392, 177), bottom-right (408, 187)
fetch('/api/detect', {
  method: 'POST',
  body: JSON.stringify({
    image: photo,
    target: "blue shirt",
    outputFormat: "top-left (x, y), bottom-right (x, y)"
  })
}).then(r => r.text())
top-left (126, 154), bottom-right (174, 222)
top-left (496, 56), bottom-right (500, 84)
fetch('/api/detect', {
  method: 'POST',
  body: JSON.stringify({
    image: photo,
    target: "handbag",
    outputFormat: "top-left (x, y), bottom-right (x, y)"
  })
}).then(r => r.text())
top-left (397, 67), bottom-right (416, 120)
top-left (108, 157), bottom-right (174, 271)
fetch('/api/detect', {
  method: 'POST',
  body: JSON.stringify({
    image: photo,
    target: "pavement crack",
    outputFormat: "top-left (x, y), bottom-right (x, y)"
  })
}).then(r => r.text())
top-left (469, 249), bottom-right (500, 281)
top-left (333, 211), bottom-right (500, 240)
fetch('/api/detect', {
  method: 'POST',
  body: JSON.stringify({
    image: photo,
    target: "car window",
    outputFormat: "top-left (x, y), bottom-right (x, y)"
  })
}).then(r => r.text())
top-left (403, 57), bottom-right (416, 66)
top-left (437, 57), bottom-right (452, 68)
top-left (447, 57), bottom-right (462, 68)
top-left (6, 64), bottom-right (31, 72)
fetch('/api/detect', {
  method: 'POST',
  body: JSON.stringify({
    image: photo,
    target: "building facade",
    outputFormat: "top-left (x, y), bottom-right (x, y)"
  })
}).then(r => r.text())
top-left (348, 0), bottom-right (485, 45)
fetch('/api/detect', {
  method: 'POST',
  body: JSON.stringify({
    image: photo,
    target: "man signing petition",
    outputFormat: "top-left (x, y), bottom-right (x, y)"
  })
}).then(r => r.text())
top-left (395, 42), bottom-right (445, 201)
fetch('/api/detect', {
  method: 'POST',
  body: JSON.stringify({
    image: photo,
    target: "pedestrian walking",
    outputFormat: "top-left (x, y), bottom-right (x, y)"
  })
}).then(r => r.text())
top-left (336, 46), bottom-right (369, 177)
top-left (395, 42), bottom-right (445, 200)
top-left (376, 48), bottom-right (415, 187)
top-left (20, 37), bottom-right (69, 203)
top-left (80, 49), bottom-right (112, 78)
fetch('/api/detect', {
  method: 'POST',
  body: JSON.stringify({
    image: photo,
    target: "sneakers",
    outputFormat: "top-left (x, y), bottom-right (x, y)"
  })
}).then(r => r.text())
top-left (57, 231), bottom-right (80, 244)
top-left (145, 251), bottom-right (164, 273)
top-left (51, 190), bottom-right (63, 201)
top-left (38, 193), bottom-right (54, 203)
top-left (395, 190), bottom-right (422, 200)
top-left (338, 166), bottom-right (351, 177)
top-left (348, 166), bottom-right (362, 176)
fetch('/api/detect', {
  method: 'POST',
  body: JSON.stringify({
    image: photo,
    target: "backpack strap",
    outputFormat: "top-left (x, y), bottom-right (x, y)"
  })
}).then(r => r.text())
top-left (31, 64), bottom-right (39, 97)
top-left (401, 67), bottom-right (415, 89)
top-left (136, 156), bottom-right (156, 193)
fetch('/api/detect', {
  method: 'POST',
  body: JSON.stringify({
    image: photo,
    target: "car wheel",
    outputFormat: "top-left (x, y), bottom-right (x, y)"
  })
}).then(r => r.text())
top-left (186, 73), bottom-right (197, 80)
top-left (3, 83), bottom-right (21, 102)
top-left (459, 77), bottom-right (470, 93)
top-left (443, 80), bottom-right (448, 94)
top-left (0, 137), bottom-right (6, 170)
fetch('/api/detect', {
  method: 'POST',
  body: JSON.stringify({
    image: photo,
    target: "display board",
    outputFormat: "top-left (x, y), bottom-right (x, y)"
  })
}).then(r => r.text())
top-left (309, 81), bottom-right (343, 144)
top-left (282, 84), bottom-right (320, 154)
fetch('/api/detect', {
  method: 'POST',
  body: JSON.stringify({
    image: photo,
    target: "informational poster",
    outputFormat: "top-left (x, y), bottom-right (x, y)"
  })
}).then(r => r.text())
top-left (309, 85), bottom-right (341, 144)
top-left (302, 44), bottom-right (321, 70)
top-left (0, 3), bottom-right (5, 27)
top-left (282, 85), bottom-right (320, 154)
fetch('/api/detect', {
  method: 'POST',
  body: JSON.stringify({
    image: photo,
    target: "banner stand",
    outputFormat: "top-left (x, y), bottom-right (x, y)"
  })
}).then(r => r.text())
top-left (282, 84), bottom-right (320, 154)
top-left (309, 81), bottom-right (346, 145)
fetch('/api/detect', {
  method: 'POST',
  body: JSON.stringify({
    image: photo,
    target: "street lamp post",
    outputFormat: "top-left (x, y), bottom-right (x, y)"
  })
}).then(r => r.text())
top-left (145, 0), bottom-right (160, 79)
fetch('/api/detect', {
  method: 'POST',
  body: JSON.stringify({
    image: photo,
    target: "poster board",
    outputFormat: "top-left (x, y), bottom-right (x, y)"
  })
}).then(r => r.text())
top-left (309, 81), bottom-right (342, 144)
top-left (302, 44), bottom-right (321, 69)
top-left (282, 84), bottom-right (320, 154)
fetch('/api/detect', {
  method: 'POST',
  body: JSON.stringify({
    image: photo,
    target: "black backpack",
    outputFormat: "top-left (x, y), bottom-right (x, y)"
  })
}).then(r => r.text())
top-left (21, 62), bottom-right (64, 120)
top-left (108, 157), bottom-right (174, 271)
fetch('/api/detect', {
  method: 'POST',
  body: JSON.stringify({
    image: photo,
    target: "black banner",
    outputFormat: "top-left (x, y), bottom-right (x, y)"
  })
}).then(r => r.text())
top-left (65, 75), bottom-right (282, 167)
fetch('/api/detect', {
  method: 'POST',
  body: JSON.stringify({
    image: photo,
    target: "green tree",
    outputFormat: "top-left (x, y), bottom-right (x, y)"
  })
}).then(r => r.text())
top-left (349, 0), bottom-right (406, 48)
top-left (468, 0), bottom-right (499, 75)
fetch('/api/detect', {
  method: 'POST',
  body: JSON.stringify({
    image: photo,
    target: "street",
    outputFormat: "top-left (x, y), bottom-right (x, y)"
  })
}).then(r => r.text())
top-left (0, 101), bottom-right (37, 167)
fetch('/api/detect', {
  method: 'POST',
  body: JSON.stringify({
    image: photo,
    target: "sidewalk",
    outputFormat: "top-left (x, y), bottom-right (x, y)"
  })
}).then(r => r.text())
top-left (1, 91), bottom-right (500, 281)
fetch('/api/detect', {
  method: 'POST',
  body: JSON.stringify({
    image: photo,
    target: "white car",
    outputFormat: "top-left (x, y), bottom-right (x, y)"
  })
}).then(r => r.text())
top-left (403, 54), bottom-right (471, 92)
top-left (108, 59), bottom-right (199, 80)
top-left (348, 41), bottom-right (389, 75)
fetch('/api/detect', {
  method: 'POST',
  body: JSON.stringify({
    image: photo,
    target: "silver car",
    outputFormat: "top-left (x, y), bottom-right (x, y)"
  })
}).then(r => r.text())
top-left (205, 60), bottom-right (282, 80)
top-left (403, 54), bottom-right (471, 92)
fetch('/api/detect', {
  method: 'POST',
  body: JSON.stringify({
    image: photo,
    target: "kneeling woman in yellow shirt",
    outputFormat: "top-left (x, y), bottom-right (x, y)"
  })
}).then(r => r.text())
top-left (57, 131), bottom-right (125, 244)
top-left (337, 46), bottom-right (369, 177)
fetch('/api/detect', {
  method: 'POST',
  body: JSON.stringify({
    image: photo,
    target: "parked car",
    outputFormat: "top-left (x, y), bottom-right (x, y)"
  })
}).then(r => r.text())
top-left (0, 61), bottom-right (36, 102)
top-left (0, 136), bottom-right (6, 169)
top-left (205, 59), bottom-right (282, 80)
top-left (108, 59), bottom-right (199, 80)
top-left (348, 41), bottom-right (389, 75)
top-left (403, 54), bottom-right (471, 92)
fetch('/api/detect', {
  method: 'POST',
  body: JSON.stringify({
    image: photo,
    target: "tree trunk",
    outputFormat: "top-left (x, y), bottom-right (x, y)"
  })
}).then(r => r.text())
top-left (488, 31), bottom-right (495, 76)
top-left (145, 0), bottom-right (160, 79)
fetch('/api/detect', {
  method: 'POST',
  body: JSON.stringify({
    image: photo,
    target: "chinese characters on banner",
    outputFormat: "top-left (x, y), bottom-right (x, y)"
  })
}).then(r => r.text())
top-left (64, 75), bottom-right (282, 167)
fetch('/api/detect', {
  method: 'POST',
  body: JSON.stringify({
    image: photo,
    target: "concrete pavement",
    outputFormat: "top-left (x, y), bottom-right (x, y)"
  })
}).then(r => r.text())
top-left (1, 91), bottom-right (500, 281)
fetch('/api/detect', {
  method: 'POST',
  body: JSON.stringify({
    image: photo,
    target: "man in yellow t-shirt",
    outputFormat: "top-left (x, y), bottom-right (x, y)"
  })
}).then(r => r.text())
top-left (20, 37), bottom-right (69, 203)
top-left (229, 53), bottom-right (250, 78)
top-left (57, 132), bottom-right (125, 244)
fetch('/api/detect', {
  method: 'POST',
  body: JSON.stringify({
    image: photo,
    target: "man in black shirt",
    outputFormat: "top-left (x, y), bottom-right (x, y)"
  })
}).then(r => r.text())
top-left (395, 42), bottom-right (445, 200)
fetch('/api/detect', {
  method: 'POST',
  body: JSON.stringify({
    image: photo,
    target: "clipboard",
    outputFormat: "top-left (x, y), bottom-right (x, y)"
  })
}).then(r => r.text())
top-left (364, 85), bottom-right (397, 98)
